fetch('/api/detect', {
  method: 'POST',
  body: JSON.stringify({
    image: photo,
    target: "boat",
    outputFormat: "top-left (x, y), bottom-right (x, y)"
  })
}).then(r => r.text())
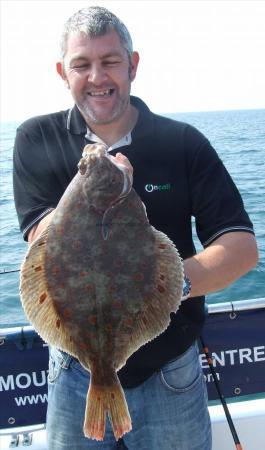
top-left (1, 297), bottom-right (265, 449)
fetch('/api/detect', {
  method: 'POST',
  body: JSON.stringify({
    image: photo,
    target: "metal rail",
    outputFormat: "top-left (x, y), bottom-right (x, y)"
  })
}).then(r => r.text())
top-left (1, 298), bottom-right (265, 338)
top-left (206, 297), bottom-right (265, 314)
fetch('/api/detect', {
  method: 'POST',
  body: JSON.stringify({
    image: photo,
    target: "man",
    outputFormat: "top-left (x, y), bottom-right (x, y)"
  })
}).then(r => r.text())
top-left (13, 6), bottom-right (258, 450)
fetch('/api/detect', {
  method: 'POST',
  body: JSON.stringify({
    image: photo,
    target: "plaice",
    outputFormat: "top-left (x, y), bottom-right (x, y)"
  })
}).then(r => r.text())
top-left (20, 143), bottom-right (184, 441)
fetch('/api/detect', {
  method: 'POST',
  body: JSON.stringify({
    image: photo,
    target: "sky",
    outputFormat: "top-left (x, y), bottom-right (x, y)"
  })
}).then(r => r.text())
top-left (1, 0), bottom-right (265, 122)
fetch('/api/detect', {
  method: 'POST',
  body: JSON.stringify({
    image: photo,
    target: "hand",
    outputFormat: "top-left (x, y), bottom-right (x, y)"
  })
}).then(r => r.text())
top-left (109, 153), bottom-right (133, 184)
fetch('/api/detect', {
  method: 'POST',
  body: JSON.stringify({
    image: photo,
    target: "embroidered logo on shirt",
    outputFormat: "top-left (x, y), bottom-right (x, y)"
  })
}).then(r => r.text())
top-left (145, 183), bottom-right (171, 193)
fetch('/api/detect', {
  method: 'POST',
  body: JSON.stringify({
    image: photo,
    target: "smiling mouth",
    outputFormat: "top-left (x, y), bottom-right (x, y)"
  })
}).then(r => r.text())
top-left (88, 89), bottom-right (114, 97)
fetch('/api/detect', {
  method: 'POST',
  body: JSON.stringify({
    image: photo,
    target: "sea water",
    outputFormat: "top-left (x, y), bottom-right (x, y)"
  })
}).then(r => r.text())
top-left (0, 108), bottom-right (264, 327)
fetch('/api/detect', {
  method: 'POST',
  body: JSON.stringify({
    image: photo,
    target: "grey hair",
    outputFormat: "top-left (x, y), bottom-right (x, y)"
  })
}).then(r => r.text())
top-left (60, 6), bottom-right (133, 60)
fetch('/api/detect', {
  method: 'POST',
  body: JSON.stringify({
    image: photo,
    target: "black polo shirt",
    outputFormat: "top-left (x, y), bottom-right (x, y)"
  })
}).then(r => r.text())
top-left (13, 96), bottom-right (254, 387)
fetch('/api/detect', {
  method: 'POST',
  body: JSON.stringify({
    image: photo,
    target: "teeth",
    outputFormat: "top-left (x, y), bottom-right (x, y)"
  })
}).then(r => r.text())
top-left (89, 90), bottom-right (112, 96)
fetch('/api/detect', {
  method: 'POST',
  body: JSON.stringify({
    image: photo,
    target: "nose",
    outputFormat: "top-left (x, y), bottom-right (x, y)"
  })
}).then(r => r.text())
top-left (88, 62), bottom-right (107, 85)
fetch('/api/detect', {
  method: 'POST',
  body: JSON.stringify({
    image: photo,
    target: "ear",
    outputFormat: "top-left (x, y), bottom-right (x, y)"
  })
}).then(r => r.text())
top-left (129, 51), bottom-right (140, 82)
top-left (56, 62), bottom-right (70, 88)
top-left (56, 62), bottom-right (66, 79)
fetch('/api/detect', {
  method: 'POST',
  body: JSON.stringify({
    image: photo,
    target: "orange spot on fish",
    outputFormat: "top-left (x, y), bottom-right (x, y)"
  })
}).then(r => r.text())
top-left (109, 284), bottom-right (117, 292)
top-left (84, 330), bottom-right (93, 340)
top-left (112, 300), bottom-right (122, 309)
top-left (159, 244), bottom-right (167, 249)
top-left (39, 292), bottom-right (47, 304)
top-left (38, 241), bottom-right (45, 247)
top-left (105, 324), bottom-right (112, 332)
top-left (124, 318), bottom-right (133, 327)
top-left (51, 266), bottom-right (60, 276)
top-left (157, 285), bottom-right (165, 293)
top-left (63, 308), bottom-right (72, 319)
top-left (106, 341), bottom-right (113, 351)
top-left (85, 284), bottom-right (94, 292)
top-left (72, 240), bottom-right (81, 249)
top-left (106, 271), bottom-right (113, 278)
top-left (79, 271), bottom-right (86, 277)
top-left (88, 315), bottom-right (97, 326)
top-left (56, 225), bottom-right (65, 234)
top-left (116, 427), bottom-right (123, 437)
top-left (111, 393), bottom-right (115, 399)
top-left (134, 273), bottom-right (144, 282)
top-left (34, 266), bottom-right (42, 272)
top-left (114, 260), bottom-right (123, 268)
top-left (79, 342), bottom-right (87, 351)
top-left (56, 319), bottom-right (61, 329)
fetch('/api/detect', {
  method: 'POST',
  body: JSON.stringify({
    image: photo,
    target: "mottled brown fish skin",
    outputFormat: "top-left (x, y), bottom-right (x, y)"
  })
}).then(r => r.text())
top-left (20, 143), bottom-right (184, 441)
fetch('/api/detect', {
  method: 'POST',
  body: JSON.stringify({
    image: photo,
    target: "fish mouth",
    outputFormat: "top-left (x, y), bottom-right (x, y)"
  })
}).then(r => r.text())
top-left (87, 89), bottom-right (115, 97)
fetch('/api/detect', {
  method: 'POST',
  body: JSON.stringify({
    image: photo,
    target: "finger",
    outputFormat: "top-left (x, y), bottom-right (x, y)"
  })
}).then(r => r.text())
top-left (115, 153), bottom-right (133, 172)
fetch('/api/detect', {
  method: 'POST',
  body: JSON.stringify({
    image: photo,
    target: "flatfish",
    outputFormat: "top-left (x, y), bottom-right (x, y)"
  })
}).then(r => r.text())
top-left (20, 143), bottom-right (184, 441)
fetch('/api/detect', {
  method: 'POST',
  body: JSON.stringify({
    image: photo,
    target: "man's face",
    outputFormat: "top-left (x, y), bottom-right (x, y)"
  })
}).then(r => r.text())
top-left (57, 30), bottom-right (139, 126)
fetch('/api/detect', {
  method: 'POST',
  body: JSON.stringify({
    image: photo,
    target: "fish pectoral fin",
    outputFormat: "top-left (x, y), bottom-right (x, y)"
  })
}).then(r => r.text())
top-left (84, 371), bottom-right (131, 441)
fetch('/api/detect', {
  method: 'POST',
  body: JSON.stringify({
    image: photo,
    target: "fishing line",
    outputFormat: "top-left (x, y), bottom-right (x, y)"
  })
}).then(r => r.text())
top-left (200, 335), bottom-right (243, 450)
top-left (0, 268), bottom-right (20, 274)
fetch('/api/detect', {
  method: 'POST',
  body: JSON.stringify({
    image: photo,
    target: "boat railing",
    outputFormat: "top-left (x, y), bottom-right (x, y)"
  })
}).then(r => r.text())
top-left (1, 297), bottom-right (265, 437)
top-left (206, 297), bottom-right (265, 314)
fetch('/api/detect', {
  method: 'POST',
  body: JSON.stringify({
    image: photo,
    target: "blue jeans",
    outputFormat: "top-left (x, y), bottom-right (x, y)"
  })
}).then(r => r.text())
top-left (46, 343), bottom-right (212, 449)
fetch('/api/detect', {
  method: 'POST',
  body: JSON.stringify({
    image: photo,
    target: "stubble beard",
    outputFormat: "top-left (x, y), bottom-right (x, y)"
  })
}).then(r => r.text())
top-left (77, 93), bottom-right (130, 126)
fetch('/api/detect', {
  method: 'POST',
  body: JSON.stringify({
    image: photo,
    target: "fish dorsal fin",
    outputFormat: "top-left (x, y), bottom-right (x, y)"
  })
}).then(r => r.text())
top-left (19, 226), bottom-right (75, 354)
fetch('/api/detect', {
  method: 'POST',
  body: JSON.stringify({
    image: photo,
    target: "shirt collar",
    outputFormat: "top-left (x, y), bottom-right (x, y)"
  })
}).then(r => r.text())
top-left (66, 105), bottom-right (87, 134)
top-left (85, 128), bottom-right (132, 152)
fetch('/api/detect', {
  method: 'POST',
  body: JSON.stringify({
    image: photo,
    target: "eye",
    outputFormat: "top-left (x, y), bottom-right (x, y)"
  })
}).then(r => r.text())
top-left (74, 64), bottom-right (90, 70)
top-left (103, 60), bottom-right (120, 67)
top-left (70, 62), bottom-right (90, 72)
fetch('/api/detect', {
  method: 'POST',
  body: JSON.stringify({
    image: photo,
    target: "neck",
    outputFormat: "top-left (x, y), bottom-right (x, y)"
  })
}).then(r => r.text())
top-left (85, 105), bottom-right (139, 147)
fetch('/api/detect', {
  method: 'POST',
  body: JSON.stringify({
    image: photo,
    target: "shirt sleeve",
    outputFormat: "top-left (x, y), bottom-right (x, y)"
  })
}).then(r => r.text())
top-left (185, 125), bottom-right (254, 247)
top-left (13, 120), bottom-right (59, 240)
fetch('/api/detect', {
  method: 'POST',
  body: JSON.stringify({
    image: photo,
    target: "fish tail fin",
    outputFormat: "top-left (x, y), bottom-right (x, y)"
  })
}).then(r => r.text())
top-left (84, 382), bottom-right (107, 441)
top-left (107, 374), bottom-right (132, 440)
top-left (84, 372), bottom-right (131, 441)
